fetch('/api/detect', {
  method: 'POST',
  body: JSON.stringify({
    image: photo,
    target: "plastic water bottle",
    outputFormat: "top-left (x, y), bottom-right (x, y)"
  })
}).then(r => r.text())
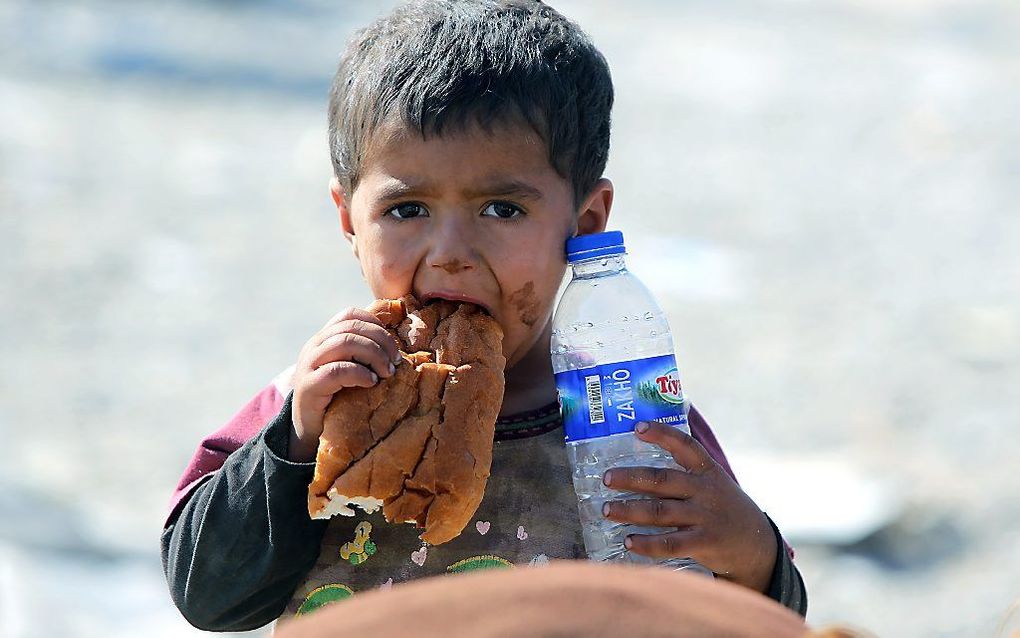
top-left (551, 230), bottom-right (710, 574)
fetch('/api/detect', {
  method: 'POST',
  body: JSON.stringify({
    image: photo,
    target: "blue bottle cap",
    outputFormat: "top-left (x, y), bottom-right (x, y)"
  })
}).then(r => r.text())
top-left (565, 230), bottom-right (626, 263)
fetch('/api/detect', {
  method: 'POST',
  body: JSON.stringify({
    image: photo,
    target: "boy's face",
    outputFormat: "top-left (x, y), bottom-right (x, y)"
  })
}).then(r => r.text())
top-left (333, 122), bottom-right (611, 369)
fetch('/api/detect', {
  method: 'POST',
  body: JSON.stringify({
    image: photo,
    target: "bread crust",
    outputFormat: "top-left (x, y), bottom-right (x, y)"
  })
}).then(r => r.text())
top-left (307, 295), bottom-right (506, 545)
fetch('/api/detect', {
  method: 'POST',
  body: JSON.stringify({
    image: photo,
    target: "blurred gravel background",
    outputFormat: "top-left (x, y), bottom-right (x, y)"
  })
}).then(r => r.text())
top-left (2, 1), bottom-right (1018, 636)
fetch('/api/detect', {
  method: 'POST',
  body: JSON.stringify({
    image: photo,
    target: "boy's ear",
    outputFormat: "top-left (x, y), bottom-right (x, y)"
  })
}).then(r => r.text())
top-left (575, 178), bottom-right (614, 236)
top-left (331, 177), bottom-right (358, 258)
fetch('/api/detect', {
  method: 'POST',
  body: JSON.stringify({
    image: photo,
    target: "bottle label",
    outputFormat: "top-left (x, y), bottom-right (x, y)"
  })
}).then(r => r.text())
top-left (554, 354), bottom-right (688, 442)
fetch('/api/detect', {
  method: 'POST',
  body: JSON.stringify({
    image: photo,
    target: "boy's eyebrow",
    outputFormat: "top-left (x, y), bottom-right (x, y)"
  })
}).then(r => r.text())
top-left (373, 179), bottom-right (435, 204)
top-left (462, 180), bottom-right (545, 201)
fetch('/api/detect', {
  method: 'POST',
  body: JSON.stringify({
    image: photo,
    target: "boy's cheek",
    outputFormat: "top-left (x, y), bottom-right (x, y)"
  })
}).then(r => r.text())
top-left (362, 257), bottom-right (412, 297)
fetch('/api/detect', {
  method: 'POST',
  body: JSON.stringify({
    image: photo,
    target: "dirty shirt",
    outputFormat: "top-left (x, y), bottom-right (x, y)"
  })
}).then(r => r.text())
top-left (160, 368), bottom-right (806, 632)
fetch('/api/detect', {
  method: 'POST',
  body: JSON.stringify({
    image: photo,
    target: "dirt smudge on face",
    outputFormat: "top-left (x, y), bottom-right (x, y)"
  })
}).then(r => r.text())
top-left (508, 281), bottom-right (540, 327)
top-left (437, 259), bottom-right (467, 275)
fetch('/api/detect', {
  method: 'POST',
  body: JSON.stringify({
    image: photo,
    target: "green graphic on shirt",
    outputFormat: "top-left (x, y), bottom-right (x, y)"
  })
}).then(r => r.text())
top-left (296, 583), bottom-right (354, 616)
top-left (349, 539), bottom-right (377, 565)
top-left (340, 521), bottom-right (377, 566)
top-left (446, 555), bottom-right (513, 573)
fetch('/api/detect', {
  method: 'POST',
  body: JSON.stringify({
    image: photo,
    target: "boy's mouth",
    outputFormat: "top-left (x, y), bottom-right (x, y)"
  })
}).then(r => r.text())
top-left (420, 291), bottom-right (494, 317)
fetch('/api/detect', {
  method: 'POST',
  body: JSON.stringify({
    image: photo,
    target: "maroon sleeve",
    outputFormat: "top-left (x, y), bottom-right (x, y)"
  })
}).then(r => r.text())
top-left (165, 382), bottom-right (286, 525)
top-left (687, 404), bottom-right (738, 484)
top-left (688, 404), bottom-right (795, 560)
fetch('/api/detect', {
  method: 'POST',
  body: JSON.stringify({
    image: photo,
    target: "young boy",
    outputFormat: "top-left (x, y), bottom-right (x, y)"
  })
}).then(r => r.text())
top-left (162, 0), bottom-right (806, 631)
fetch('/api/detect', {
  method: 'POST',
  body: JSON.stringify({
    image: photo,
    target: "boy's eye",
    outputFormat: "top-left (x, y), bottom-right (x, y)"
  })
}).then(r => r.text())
top-left (386, 203), bottom-right (429, 220)
top-left (481, 202), bottom-right (525, 220)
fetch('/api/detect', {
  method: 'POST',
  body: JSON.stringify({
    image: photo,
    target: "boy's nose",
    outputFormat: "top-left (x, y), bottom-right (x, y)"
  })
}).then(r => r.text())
top-left (426, 218), bottom-right (479, 274)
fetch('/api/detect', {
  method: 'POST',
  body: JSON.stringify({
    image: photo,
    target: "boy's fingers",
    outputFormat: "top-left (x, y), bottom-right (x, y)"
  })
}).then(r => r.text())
top-left (603, 498), bottom-right (697, 528)
top-left (316, 319), bottom-right (401, 364)
top-left (625, 529), bottom-right (702, 560)
top-left (633, 421), bottom-right (715, 475)
top-left (313, 332), bottom-right (396, 379)
top-left (602, 466), bottom-right (698, 499)
top-left (322, 307), bottom-right (383, 330)
top-left (305, 361), bottom-right (379, 394)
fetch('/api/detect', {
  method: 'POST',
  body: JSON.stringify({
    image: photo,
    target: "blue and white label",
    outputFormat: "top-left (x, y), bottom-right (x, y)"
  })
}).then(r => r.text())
top-left (554, 354), bottom-right (688, 442)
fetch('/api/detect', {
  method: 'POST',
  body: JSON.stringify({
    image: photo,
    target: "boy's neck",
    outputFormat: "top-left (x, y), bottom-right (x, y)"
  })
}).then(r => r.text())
top-left (499, 321), bottom-right (557, 417)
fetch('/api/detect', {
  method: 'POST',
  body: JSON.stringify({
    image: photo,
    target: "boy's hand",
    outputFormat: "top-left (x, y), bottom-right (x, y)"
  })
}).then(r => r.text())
top-left (289, 308), bottom-right (402, 463)
top-left (601, 421), bottom-right (778, 593)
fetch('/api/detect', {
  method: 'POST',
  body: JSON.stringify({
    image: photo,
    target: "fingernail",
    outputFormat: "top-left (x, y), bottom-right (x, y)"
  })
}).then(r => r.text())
top-left (602, 502), bottom-right (611, 517)
top-left (635, 422), bottom-right (650, 434)
top-left (388, 362), bottom-right (395, 375)
top-left (392, 353), bottom-right (402, 364)
top-left (624, 536), bottom-right (633, 550)
top-left (371, 372), bottom-right (379, 384)
top-left (603, 470), bottom-right (613, 487)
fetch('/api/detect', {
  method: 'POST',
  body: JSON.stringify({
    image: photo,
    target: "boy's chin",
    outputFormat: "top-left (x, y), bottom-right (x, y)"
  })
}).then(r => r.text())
top-left (503, 322), bottom-right (553, 371)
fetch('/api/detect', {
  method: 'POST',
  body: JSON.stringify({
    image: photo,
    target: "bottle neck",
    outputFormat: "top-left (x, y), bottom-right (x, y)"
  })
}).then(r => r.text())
top-left (569, 252), bottom-right (628, 278)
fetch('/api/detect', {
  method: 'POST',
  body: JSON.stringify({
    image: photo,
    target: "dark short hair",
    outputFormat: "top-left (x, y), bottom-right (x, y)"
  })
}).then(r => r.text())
top-left (328, 0), bottom-right (613, 205)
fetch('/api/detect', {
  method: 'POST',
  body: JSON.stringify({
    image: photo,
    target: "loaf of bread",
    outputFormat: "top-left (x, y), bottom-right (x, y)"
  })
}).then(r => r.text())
top-left (307, 295), bottom-right (506, 545)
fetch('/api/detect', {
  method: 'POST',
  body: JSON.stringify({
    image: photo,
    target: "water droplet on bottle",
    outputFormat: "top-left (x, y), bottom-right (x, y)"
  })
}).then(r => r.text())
top-left (583, 322), bottom-right (594, 328)
top-left (621, 315), bottom-right (629, 322)
top-left (643, 312), bottom-right (654, 320)
top-left (595, 340), bottom-right (604, 348)
top-left (649, 330), bottom-right (657, 337)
